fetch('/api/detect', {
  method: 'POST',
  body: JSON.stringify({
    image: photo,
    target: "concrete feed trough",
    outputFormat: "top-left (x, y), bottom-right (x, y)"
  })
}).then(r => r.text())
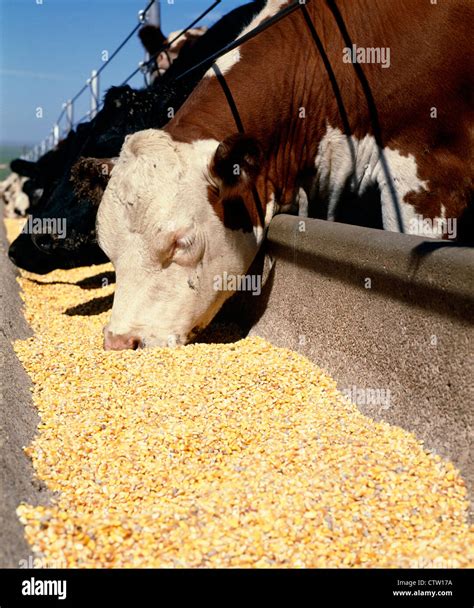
top-left (0, 215), bottom-right (472, 567)
top-left (248, 215), bottom-right (473, 517)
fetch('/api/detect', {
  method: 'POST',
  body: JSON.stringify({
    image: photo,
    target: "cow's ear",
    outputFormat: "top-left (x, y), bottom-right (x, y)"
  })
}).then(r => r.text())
top-left (210, 134), bottom-right (262, 194)
top-left (70, 157), bottom-right (115, 206)
top-left (138, 25), bottom-right (167, 55)
top-left (10, 159), bottom-right (39, 179)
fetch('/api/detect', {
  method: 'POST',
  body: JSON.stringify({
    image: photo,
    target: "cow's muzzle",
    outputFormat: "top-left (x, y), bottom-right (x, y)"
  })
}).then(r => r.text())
top-left (103, 330), bottom-right (143, 351)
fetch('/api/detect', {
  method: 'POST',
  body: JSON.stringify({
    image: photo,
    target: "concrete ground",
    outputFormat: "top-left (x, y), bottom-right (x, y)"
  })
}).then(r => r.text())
top-left (0, 219), bottom-right (51, 568)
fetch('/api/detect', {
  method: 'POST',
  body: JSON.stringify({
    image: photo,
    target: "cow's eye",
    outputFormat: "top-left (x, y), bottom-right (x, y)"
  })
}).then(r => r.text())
top-left (175, 234), bottom-right (195, 250)
top-left (172, 231), bottom-right (203, 267)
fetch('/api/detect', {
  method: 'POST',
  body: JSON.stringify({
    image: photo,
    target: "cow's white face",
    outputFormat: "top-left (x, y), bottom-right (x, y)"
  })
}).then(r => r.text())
top-left (96, 129), bottom-right (264, 349)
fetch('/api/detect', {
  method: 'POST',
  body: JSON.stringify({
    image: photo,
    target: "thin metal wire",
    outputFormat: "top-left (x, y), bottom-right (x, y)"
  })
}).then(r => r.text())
top-left (95, 0), bottom-right (155, 78)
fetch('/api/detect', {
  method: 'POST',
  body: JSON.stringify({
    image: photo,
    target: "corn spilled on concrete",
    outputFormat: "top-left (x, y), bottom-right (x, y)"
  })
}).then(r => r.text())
top-left (4, 218), bottom-right (474, 568)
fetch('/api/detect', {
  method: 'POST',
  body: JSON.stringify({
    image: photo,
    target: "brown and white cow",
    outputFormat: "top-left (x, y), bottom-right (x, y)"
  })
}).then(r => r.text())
top-left (157, 27), bottom-right (208, 75)
top-left (139, 25), bottom-right (208, 80)
top-left (83, 0), bottom-right (473, 349)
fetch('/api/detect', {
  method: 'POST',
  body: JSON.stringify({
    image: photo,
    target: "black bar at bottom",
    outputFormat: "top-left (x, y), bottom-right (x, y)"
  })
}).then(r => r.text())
top-left (0, 568), bottom-right (472, 607)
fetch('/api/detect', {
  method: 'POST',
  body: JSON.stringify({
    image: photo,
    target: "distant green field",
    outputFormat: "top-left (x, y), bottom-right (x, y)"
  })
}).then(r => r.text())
top-left (0, 145), bottom-right (30, 181)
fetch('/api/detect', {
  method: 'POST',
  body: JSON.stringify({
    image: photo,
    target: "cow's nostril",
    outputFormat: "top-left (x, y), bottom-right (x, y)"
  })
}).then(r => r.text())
top-left (130, 337), bottom-right (142, 350)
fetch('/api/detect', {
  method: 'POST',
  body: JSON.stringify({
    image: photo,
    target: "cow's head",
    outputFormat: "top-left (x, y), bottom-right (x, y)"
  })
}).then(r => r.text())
top-left (88, 129), bottom-right (265, 349)
top-left (139, 25), bottom-right (208, 78)
top-left (157, 28), bottom-right (208, 75)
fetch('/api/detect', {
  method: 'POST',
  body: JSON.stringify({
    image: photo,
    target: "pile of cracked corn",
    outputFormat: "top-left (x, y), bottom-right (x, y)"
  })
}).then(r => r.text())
top-left (5, 218), bottom-right (473, 568)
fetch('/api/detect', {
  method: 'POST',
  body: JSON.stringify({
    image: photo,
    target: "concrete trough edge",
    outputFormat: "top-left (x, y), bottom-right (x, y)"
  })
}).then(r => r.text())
top-left (267, 215), bottom-right (474, 310)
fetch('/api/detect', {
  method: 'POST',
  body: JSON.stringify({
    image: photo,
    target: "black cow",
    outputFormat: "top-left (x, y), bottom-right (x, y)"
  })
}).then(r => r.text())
top-left (10, 127), bottom-right (91, 210)
top-left (8, 0), bottom-right (265, 274)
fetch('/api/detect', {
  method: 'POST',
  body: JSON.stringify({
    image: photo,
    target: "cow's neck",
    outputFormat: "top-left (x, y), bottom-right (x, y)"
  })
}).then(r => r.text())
top-left (165, 19), bottom-right (324, 218)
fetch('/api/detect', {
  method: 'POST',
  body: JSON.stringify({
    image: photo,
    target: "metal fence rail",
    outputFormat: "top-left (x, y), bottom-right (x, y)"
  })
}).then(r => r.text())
top-left (22, 0), bottom-right (168, 162)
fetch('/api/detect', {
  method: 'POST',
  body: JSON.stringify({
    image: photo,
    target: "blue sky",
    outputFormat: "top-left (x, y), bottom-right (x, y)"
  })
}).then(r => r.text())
top-left (0, 0), bottom-right (246, 148)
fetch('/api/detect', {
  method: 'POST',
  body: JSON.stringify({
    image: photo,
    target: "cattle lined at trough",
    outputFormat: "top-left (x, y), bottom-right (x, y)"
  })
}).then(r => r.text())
top-left (2, 1), bottom-right (473, 576)
top-left (73, 0), bottom-right (473, 349)
top-left (6, 0), bottom-right (473, 347)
